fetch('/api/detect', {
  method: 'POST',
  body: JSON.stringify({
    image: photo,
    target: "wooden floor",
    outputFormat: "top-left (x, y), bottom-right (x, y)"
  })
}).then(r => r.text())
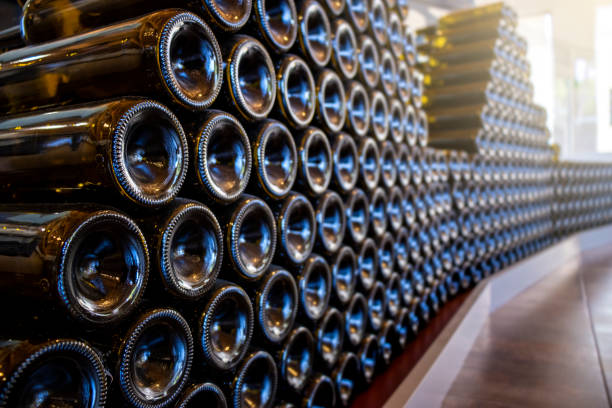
top-left (443, 245), bottom-right (612, 407)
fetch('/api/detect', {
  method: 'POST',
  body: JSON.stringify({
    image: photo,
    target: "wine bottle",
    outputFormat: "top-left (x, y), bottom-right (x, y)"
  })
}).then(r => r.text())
top-left (175, 383), bottom-right (227, 408)
top-left (395, 307), bottom-right (419, 348)
top-left (273, 192), bottom-right (317, 265)
top-left (275, 55), bottom-right (317, 129)
top-left (424, 80), bottom-right (500, 110)
top-left (437, 3), bottom-right (517, 29)
top-left (412, 69), bottom-right (425, 109)
top-left (331, 352), bottom-right (361, 406)
top-left (295, 254), bottom-right (332, 322)
top-left (423, 260), bottom-right (440, 289)
top-left (414, 185), bottom-right (430, 226)
top-left (427, 288), bottom-right (441, 315)
top-left (302, 374), bottom-right (337, 408)
top-left (399, 267), bottom-right (414, 307)
top-left (136, 198), bottom-right (222, 300)
top-left (116, 308), bottom-right (194, 407)
top-left (369, 187), bottom-right (388, 239)
top-left (356, 238), bottom-right (378, 291)
top-left (417, 295), bottom-right (431, 324)
top-left (424, 57), bottom-right (521, 89)
top-left (0, 205), bottom-right (148, 325)
top-left (445, 272), bottom-right (461, 296)
top-left (426, 37), bottom-right (522, 69)
top-left (295, 127), bottom-right (333, 196)
top-left (429, 224), bottom-right (442, 254)
top-left (394, 227), bottom-right (410, 273)
top-left (385, 272), bottom-right (401, 319)
top-left (389, 98), bottom-right (405, 145)
top-left (315, 69), bottom-right (347, 133)
top-left (225, 350), bottom-right (278, 408)
top-left (345, 188), bottom-right (370, 245)
top-left (0, 98), bottom-right (188, 207)
top-left (21, 0), bottom-right (251, 41)
top-left (378, 232), bottom-right (395, 281)
top-left (379, 49), bottom-right (397, 97)
top-left (377, 319), bottom-right (399, 366)
top-left (370, 90), bottom-right (389, 142)
top-left (0, 10), bottom-right (223, 113)
top-left (331, 19), bottom-right (359, 80)
top-left (321, 0), bottom-right (346, 16)
top-left (358, 137), bottom-right (381, 192)
top-left (397, 60), bottom-right (413, 105)
top-left (343, 292), bottom-right (368, 347)
top-left (329, 246), bottom-right (357, 305)
top-left (184, 111), bottom-right (251, 205)
top-left (252, 266), bottom-right (299, 344)
top-left (330, 132), bottom-right (360, 193)
top-left (295, 0), bottom-right (332, 68)
top-left (314, 190), bottom-right (347, 254)
top-left (221, 195), bottom-right (277, 281)
top-left (345, 0), bottom-right (369, 33)
top-left (366, 281), bottom-right (386, 332)
top-left (196, 281), bottom-right (254, 371)
top-left (422, 19), bottom-right (524, 54)
top-left (388, 11), bottom-right (404, 59)
top-left (404, 27), bottom-right (417, 67)
top-left (368, 0), bottom-right (387, 46)
top-left (278, 326), bottom-right (315, 393)
top-left (411, 266), bottom-right (426, 297)
top-left (404, 107), bottom-right (418, 148)
top-left (219, 35), bottom-right (277, 121)
top-left (313, 307), bottom-right (345, 369)
top-left (251, 0), bottom-right (298, 52)
top-left (345, 81), bottom-right (371, 137)
top-left (416, 108), bottom-right (429, 147)
top-left (397, 145), bottom-right (411, 188)
top-left (396, 0), bottom-right (409, 19)
top-left (357, 334), bottom-right (378, 383)
top-left (248, 119), bottom-right (298, 199)
top-left (0, 338), bottom-right (107, 407)
top-left (387, 186), bottom-right (404, 232)
top-left (407, 233), bottom-right (423, 273)
top-left (357, 35), bottom-right (380, 89)
top-left (402, 185), bottom-right (417, 227)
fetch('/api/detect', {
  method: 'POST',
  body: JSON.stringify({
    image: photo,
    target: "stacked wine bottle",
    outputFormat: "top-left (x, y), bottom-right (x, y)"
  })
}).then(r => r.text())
top-left (1, 1), bottom-right (611, 407)
top-left (553, 161), bottom-right (612, 235)
top-left (418, 3), bottom-right (561, 284)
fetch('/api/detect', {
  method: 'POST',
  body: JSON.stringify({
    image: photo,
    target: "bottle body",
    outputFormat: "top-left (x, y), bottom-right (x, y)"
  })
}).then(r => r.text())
top-left (0, 10), bottom-right (223, 113)
top-left (0, 98), bottom-right (189, 207)
top-left (0, 205), bottom-right (149, 325)
top-left (135, 198), bottom-right (223, 300)
top-left (0, 338), bottom-right (107, 408)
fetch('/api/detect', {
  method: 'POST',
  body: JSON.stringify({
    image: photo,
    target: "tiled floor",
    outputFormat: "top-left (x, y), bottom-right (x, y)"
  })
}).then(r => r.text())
top-left (443, 246), bottom-right (612, 407)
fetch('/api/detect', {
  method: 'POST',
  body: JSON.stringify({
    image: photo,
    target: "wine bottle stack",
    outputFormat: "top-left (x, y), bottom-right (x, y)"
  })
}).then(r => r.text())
top-left (0, 1), bottom-right (611, 407)
top-left (553, 161), bottom-right (612, 235)
top-left (416, 3), bottom-right (564, 288)
top-left (418, 2), bottom-right (552, 164)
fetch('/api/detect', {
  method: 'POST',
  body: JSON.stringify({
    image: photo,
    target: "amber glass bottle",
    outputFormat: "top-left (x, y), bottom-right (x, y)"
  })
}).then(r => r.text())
top-left (183, 110), bottom-right (252, 204)
top-left (0, 98), bottom-right (189, 207)
top-left (135, 198), bottom-right (223, 300)
top-left (0, 10), bottom-right (223, 114)
top-left (21, 0), bottom-right (251, 41)
top-left (0, 338), bottom-right (107, 407)
top-left (0, 205), bottom-right (149, 325)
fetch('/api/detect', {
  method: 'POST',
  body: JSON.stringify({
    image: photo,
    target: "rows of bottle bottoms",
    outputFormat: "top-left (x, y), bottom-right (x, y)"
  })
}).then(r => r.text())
top-left (1, 1), bottom-right (612, 407)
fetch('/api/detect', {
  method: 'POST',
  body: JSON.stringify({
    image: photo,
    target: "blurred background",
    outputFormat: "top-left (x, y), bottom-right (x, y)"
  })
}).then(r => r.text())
top-left (408, 0), bottom-right (612, 160)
